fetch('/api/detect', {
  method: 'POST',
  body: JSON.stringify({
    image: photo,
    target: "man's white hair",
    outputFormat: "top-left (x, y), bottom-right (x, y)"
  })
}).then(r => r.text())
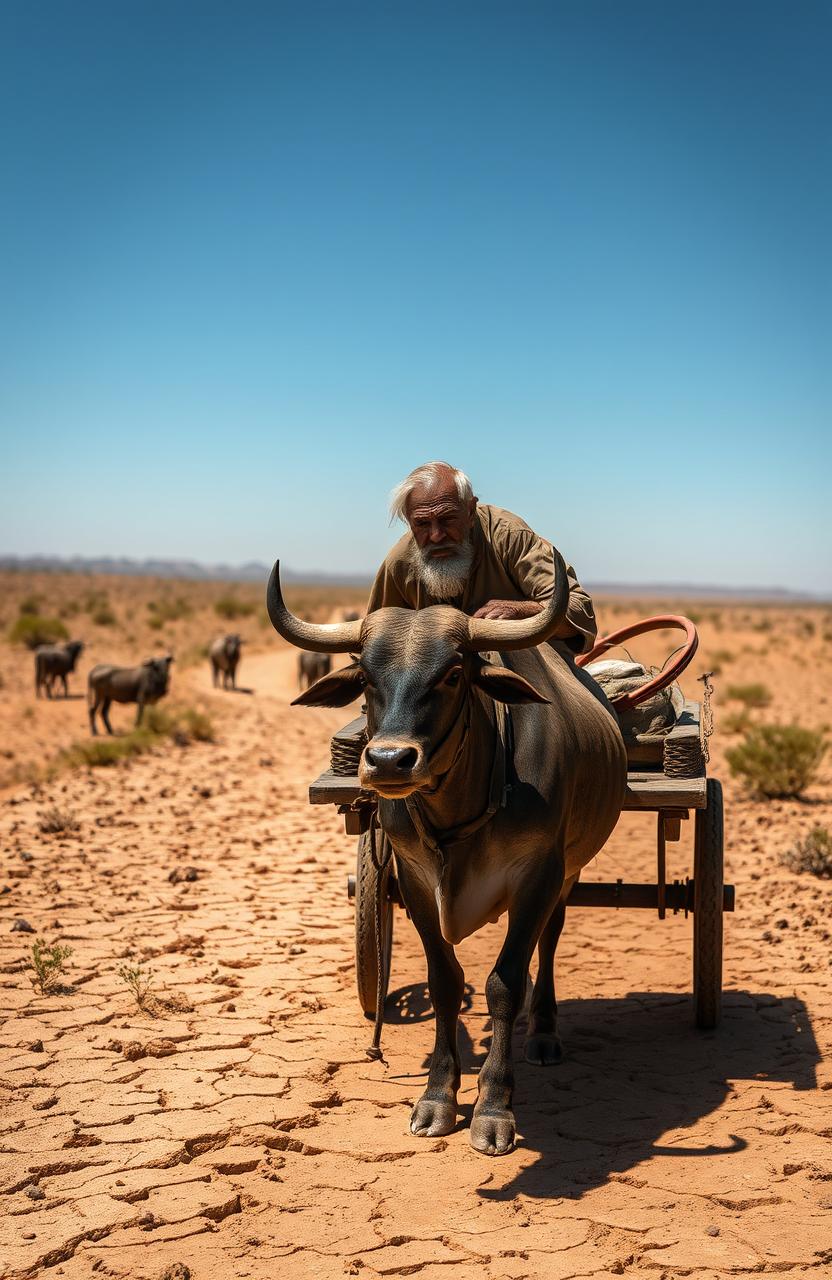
top-left (388, 461), bottom-right (474, 524)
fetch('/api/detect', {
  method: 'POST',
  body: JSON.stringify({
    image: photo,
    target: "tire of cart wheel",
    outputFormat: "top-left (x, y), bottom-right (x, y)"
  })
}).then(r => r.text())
top-left (354, 826), bottom-right (394, 1019)
top-left (693, 778), bottom-right (724, 1029)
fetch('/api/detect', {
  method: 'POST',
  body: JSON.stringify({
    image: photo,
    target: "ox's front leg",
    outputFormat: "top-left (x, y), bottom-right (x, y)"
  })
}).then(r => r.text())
top-left (397, 863), bottom-right (464, 1138)
top-left (472, 867), bottom-right (564, 1156)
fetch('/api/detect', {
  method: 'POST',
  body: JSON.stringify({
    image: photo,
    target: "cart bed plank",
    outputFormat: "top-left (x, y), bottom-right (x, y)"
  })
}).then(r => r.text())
top-left (310, 769), bottom-right (706, 810)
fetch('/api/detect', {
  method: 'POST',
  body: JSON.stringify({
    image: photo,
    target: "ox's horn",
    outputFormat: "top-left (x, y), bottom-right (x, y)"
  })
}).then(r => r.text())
top-left (266, 561), bottom-right (363, 652)
top-left (466, 548), bottom-right (570, 652)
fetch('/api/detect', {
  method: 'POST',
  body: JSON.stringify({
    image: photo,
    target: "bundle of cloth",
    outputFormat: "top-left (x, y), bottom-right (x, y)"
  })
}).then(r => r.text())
top-left (585, 659), bottom-right (684, 741)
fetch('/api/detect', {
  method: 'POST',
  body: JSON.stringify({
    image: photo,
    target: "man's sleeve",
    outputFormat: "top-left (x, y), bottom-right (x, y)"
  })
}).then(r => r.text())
top-left (502, 523), bottom-right (598, 655)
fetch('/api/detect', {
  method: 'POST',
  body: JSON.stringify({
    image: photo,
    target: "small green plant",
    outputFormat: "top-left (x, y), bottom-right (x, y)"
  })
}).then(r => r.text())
top-left (726, 723), bottom-right (827, 799)
top-left (711, 649), bottom-right (734, 667)
top-left (38, 805), bottom-right (80, 835)
top-left (726, 682), bottom-right (771, 709)
top-left (118, 963), bottom-right (156, 1011)
top-left (781, 826), bottom-right (832, 878)
top-left (214, 595), bottom-right (255, 620)
top-left (91, 605), bottom-right (117, 626)
top-left (19, 595), bottom-right (41, 616)
top-left (29, 938), bottom-right (73, 994)
top-left (8, 615), bottom-right (69, 649)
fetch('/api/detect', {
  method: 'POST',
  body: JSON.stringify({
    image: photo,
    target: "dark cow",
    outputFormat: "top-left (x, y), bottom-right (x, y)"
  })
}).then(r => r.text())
top-left (35, 641), bottom-right (84, 698)
top-left (88, 655), bottom-right (173, 735)
top-left (267, 552), bottom-right (626, 1156)
top-left (297, 651), bottom-right (332, 691)
top-left (210, 634), bottom-right (244, 689)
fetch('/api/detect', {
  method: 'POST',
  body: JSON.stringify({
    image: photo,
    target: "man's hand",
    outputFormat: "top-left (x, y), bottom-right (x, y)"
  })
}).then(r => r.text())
top-left (472, 599), bottom-right (545, 621)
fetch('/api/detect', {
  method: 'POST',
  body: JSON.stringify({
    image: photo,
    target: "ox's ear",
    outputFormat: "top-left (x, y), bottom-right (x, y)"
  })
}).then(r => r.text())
top-left (474, 662), bottom-right (549, 705)
top-left (292, 660), bottom-right (365, 708)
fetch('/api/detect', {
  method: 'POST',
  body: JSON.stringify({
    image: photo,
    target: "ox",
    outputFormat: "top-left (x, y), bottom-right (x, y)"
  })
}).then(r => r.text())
top-left (88, 655), bottom-right (173, 735)
top-left (267, 552), bottom-right (627, 1156)
top-left (210, 634), bottom-right (244, 689)
top-left (35, 641), bottom-right (84, 698)
top-left (297, 651), bottom-right (332, 691)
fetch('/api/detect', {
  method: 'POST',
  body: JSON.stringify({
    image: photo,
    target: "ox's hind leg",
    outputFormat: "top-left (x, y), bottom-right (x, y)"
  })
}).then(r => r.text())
top-left (472, 865), bottom-right (564, 1156)
top-left (398, 865), bottom-right (464, 1138)
top-left (524, 892), bottom-right (569, 1065)
top-left (101, 700), bottom-right (114, 735)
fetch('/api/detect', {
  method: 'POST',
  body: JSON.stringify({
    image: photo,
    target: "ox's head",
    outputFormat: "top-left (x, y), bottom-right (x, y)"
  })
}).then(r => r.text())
top-left (226, 634), bottom-right (243, 659)
top-left (67, 640), bottom-right (84, 661)
top-left (267, 552), bottom-right (568, 799)
top-left (143, 654), bottom-right (174, 697)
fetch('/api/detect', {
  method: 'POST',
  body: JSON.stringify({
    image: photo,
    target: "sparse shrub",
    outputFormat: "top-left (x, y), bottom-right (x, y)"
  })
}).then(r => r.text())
top-left (726, 723), bottom-right (827, 799)
top-left (181, 707), bottom-right (214, 742)
top-left (720, 709), bottom-right (752, 735)
top-left (29, 938), bottom-right (73, 994)
top-left (711, 649), bottom-right (734, 667)
top-left (8, 615), bottom-right (69, 649)
top-left (38, 805), bottom-right (80, 835)
top-left (147, 597), bottom-right (192, 628)
top-left (726, 682), bottom-right (771, 709)
top-left (214, 595), bottom-right (255, 620)
top-left (118, 963), bottom-right (156, 1011)
top-left (60, 731), bottom-right (157, 769)
top-left (59, 600), bottom-right (80, 620)
top-left (60, 703), bottom-right (215, 770)
top-left (19, 595), bottom-right (41, 616)
top-left (781, 826), bottom-right (832, 878)
top-left (753, 618), bottom-right (773, 632)
top-left (91, 605), bottom-right (117, 626)
top-left (179, 643), bottom-right (210, 668)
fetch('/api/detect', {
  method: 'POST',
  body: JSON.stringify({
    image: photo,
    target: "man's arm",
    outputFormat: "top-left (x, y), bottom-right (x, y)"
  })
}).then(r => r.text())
top-left (481, 518), bottom-right (598, 654)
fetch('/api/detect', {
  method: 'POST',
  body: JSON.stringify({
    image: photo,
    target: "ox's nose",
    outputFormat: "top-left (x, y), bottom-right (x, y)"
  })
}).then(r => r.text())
top-left (365, 744), bottom-right (420, 773)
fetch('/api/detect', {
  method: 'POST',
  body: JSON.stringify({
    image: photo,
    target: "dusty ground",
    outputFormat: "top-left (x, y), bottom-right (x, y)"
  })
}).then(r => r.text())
top-left (1, 583), bottom-right (831, 1279)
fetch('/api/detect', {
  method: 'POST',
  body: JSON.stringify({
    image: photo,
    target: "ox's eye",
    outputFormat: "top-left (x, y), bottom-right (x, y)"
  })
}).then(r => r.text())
top-left (441, 667), bottom-right (462, 688)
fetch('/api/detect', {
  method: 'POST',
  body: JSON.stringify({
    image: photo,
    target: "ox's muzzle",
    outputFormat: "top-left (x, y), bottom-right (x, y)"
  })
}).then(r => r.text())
top-left (360, 738), bottom-right (428, 798)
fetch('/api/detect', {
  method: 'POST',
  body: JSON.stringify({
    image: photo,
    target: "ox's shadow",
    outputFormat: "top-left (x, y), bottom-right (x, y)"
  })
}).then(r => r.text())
top-left (474, 990), bottom-right (819, 1200)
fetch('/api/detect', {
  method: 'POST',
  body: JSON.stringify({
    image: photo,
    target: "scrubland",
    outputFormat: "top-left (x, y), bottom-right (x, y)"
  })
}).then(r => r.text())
top-left (1, 573), bottom-right (830, 1279)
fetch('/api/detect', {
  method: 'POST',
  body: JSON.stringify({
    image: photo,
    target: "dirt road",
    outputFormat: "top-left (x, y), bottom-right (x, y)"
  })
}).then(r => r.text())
top-left (2, 644), bottom-right (830, 1279)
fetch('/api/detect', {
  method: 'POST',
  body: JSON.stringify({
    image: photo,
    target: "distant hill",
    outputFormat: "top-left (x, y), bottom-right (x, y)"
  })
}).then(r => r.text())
top-left (0, 554), bottom-right (826, 601)
top-left (0, 554), bottom-right (370, 587)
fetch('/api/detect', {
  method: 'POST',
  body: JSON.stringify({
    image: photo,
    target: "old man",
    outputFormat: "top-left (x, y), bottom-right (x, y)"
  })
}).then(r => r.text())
top-left (368, 461), bottom-right (596, 655)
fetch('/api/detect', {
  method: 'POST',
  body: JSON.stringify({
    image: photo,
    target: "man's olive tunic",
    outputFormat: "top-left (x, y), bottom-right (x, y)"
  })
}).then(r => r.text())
top-left (368, 504), bottom-right (597, 655)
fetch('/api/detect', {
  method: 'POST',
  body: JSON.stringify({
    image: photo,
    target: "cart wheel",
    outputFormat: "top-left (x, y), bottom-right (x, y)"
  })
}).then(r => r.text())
top-left (355, 826), bottom-right (394, 1019)
top-left (693, 778), bottom-right (724, 1029)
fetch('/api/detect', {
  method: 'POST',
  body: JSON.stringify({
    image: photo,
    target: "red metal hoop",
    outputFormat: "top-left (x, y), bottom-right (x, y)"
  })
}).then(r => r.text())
top-left (576, 615), bottom-right (699, 711)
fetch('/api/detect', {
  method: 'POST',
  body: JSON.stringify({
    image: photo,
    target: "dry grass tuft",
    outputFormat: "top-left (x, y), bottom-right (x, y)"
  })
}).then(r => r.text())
top-left (781, 826), bottom-right (832, 878)
top-left (38, 805), bottom-right (81, 835)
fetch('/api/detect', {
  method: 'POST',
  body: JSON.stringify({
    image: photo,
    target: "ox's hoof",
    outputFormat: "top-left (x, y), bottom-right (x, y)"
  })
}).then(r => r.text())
top-left (470, 1108), bottom-right (516, 1156)
top-left (410, 1097), bottom-right (457, 1138)
top-left (524, 1032), bottom-right (563, 1065)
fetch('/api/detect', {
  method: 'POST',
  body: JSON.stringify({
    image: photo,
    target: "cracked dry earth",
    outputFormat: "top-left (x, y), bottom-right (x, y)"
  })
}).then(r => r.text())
top-left (2, 641), bottom-right (831, 1280)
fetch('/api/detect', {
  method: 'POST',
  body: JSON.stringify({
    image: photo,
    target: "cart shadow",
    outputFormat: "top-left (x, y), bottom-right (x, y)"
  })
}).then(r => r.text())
top-left (468, 990), bottom-right (820, 1201)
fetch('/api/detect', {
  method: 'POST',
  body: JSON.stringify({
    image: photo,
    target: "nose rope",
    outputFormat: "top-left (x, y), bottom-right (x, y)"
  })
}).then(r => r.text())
top-left (366, 811), bottom-right (393, 1064)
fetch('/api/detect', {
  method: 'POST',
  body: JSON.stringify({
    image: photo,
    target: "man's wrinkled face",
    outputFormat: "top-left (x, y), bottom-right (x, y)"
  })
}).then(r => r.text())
top-left (406, 480), bottom-right (477, 560)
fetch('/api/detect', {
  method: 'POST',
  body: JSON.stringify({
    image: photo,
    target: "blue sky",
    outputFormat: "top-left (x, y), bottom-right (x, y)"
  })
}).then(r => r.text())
top-left (1, 1), bottom-right (829, 591)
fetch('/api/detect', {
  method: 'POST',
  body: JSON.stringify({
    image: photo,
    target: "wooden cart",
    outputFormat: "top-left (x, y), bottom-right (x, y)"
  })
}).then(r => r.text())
top-left (310, 697), bottom-right (734, 1030)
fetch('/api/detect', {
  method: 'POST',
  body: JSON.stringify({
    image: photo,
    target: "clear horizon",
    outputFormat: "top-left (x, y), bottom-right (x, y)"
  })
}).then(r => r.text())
top-left (2, 2), bottom-right (830, 592)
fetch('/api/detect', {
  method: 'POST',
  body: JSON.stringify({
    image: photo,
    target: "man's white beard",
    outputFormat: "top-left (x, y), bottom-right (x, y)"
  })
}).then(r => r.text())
top-left (416, 538), bottom-right (475, 600)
